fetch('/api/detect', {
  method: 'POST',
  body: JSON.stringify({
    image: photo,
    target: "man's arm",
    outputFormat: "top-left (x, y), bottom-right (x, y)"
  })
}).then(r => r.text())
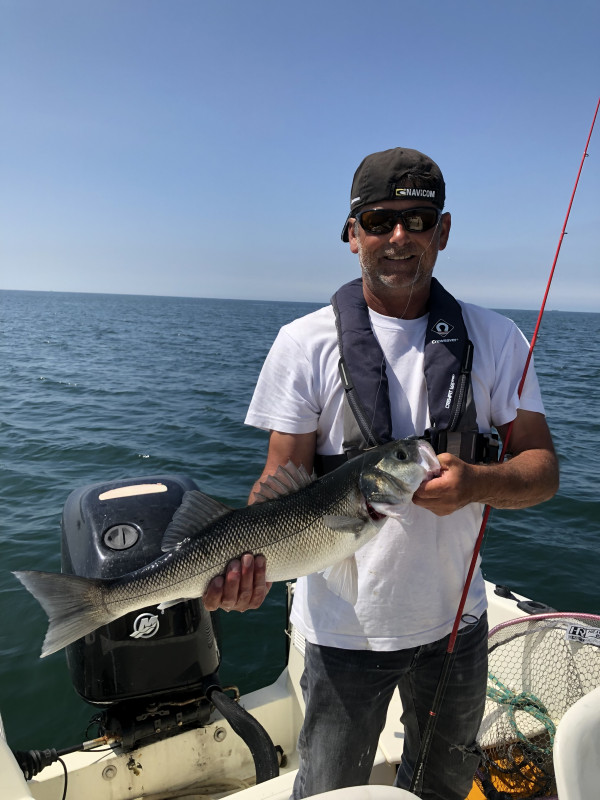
top-left (202, 430), bottom-right (317, 612)
top-left (412, 409), bottom-right (559, 516)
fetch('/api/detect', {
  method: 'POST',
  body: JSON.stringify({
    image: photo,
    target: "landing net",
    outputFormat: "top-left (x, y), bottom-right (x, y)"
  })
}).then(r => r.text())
top-left (474, 612), bottom-right (600, 799)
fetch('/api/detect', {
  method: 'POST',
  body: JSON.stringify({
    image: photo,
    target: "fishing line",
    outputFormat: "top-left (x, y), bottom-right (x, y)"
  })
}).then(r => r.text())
top-left (409, 95), bottom-right (600, 797)
top-left (394, 214), bottom-right (443, 320)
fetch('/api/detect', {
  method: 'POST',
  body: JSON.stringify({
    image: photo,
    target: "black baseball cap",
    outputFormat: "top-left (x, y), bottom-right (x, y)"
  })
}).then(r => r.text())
top-left (341, 147), bottom-right (445, 241)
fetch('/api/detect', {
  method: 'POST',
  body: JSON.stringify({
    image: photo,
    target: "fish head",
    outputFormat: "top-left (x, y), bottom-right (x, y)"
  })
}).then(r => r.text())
top-left (358, 439), bottom-right (440, 519)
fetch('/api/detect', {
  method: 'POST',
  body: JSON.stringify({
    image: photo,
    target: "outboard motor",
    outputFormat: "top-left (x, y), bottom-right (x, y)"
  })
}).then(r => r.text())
top-left (61, 474), bottom-right (221, 747)
top-left (14, 474), bottom-right (279, 784)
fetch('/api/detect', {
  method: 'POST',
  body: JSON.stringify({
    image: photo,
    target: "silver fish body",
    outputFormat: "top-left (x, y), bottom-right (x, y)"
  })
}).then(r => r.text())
top-left (14, 438), bottom-right (438, 657)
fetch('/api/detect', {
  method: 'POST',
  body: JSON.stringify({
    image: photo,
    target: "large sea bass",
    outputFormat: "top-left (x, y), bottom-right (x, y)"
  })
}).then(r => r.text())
top-left (14, 438), bottom-right (439, 658)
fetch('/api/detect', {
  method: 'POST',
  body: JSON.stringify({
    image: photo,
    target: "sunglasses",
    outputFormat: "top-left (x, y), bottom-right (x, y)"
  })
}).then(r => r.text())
top-left (355, 207), bottom-right (441, 235)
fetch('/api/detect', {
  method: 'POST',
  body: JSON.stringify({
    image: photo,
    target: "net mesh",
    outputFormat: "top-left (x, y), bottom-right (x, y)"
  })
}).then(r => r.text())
top-left (474, 613), bottom-right (600, 799)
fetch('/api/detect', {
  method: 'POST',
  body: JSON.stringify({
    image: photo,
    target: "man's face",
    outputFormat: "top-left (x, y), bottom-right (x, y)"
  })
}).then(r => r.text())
top-left (348, 199), bottom-right (451, 294)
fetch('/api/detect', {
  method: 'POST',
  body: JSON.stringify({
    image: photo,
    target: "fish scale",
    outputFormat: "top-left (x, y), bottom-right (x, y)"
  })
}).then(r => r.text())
top-left (13, 438), bottom-right (439, 657)
top-left (106, 470), bottom-right (369, 608)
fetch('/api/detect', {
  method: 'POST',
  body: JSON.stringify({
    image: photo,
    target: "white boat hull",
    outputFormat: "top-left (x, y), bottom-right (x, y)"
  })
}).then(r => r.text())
top-left (2, 581), bottom-right (598, 800)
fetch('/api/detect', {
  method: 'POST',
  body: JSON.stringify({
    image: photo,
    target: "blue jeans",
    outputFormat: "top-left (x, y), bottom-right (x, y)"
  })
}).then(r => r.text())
top-left (292, 613), bottom-right (488, 800)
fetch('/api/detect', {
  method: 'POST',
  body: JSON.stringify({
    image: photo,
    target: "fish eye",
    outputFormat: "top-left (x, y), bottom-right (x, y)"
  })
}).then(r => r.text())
top-left (395, 448), bottom-right (408, 461)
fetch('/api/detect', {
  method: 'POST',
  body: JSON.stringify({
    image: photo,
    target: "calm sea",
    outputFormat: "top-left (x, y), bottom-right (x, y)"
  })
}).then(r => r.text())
top-left (1, 290), bottom-right (598, 751)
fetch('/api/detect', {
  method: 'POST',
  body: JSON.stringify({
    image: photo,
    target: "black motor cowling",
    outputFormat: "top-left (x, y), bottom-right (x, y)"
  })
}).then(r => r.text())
top-left (54, 474), bottom-right (279, 774)
top-left (61, 474), bottom-right (220, 709)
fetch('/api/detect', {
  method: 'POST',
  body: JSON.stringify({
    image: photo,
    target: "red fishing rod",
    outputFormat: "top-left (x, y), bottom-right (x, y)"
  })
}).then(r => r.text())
top-left (409, 95), bottom-right (600, 797)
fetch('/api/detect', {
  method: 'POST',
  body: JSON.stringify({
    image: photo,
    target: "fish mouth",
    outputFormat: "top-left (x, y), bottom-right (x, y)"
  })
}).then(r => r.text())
top-left (366, 502), bottom-right (386, 521)
top-left (417, 440), bottom-right (441, 481)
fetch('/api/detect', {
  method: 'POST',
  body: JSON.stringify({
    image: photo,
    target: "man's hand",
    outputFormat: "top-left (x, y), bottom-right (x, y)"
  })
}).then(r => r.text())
top-left (202, 553), bottom-right (272, 612)
top-left (413, 410), bottom-right (559, 517)
top-left (412, 453), bottom-right (475, 516)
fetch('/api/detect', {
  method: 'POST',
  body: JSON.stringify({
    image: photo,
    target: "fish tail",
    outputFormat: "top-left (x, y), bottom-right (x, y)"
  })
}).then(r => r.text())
top-left (13, 570), bottom-right (112, 658)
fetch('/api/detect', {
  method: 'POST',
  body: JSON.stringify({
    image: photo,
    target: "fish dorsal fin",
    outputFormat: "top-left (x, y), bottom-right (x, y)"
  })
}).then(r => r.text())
top-left (161, 490), bottom-right (233, 552)
top-left (252, 461), bottom-right (313, 504)
top-left (322, 556), bottom-right (359, 605)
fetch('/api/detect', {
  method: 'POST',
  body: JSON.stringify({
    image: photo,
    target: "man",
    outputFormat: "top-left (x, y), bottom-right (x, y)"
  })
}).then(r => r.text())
top-left (204, 148), bottom-right (559, 800)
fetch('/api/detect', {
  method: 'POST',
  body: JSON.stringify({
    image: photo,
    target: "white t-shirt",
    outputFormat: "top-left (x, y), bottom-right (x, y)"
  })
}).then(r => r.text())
top-left (245, 299), bottom-right (545, 651)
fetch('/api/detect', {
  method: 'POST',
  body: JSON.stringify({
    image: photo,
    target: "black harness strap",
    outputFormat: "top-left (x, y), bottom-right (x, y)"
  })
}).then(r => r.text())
top-left (331, 279), bottom-right (392, 451)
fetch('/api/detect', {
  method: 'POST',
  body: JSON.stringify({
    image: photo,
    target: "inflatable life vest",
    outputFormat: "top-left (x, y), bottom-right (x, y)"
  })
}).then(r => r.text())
top-left (314, 277), bottom-right (499, 476)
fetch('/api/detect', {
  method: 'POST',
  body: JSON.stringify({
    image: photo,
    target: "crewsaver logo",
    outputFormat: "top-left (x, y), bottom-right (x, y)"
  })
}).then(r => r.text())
top-left (431, 319), bottom-right (454, 337)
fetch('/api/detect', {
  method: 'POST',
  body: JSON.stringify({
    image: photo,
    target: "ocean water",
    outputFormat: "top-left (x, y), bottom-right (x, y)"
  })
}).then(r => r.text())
top-left (1, 290), bottom-right (598, 752)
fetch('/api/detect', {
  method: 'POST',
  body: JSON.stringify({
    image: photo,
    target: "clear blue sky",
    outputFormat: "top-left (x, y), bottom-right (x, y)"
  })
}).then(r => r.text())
top-left (2, 0), bottom-right (599, 310)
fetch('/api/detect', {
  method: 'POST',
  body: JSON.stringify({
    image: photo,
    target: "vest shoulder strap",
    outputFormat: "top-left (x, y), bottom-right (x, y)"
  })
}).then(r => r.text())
top-left (323, 278), bottom-right (496, 474)
top-left (330, 278), bottom-right (392, 450)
